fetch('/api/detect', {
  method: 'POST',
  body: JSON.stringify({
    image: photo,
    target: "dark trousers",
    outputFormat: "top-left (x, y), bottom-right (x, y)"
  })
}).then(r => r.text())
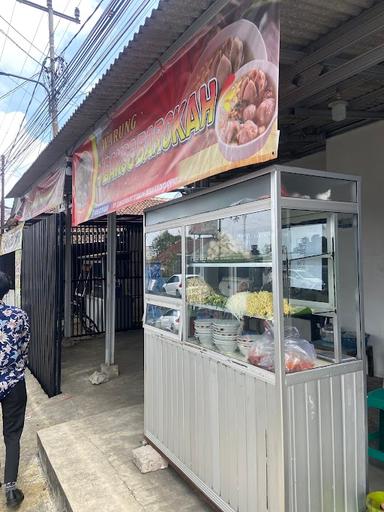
top-left (1, 379), bottom-right (27, 484)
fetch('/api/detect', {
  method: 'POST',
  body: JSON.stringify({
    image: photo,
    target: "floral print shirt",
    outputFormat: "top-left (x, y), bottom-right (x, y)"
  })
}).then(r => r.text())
top-left (0, 302), bottom-right (30, 401)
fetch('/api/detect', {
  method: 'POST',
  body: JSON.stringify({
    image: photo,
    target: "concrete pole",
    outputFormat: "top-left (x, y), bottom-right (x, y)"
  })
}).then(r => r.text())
top-left (47, 0), bottom-right (59, 137)
top-left (105, 212), bottom-right (116, 366)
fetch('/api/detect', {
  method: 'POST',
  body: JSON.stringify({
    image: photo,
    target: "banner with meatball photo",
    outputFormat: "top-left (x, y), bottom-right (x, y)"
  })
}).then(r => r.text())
top-left (73, 0), bottom-right (280, 225)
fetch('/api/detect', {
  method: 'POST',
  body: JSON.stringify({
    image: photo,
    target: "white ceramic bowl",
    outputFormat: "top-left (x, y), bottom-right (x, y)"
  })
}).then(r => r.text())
top-left (200, 338), bottom-right (215, 350)
top-left (213, 319), bottom-right (240, 326)
top-left (195, 327), bottom-right (212, 334)
top-left (195, 319), bottom-right (213, 327)
top-left (237, 340), bottom-right (251, 357)
top-left (215, 59), bottom-right (278, 162)
top-left (213, 330), bottom-right (239, 338)
top-left (197, 332), bottom-right (212, 340)
top-left (213, 339), bottom-right (238, 354)
top-left (237, 334), bottom-right (265, 343)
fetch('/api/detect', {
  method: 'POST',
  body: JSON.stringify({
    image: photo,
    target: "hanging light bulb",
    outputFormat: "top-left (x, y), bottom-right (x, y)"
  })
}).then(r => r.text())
top-left (328, 98), bottom-right (348, 122)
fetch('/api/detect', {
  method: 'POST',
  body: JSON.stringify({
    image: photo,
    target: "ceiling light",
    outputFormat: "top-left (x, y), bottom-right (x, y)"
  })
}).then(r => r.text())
top-left (328, 99), bottom-right (348, 122)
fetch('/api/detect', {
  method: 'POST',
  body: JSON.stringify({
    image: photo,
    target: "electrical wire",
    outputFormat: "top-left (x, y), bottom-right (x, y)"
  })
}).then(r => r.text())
top-left (6, 0), bottom-right (127, 161)
top-left (0, 1), bottom-right (16, 62)
top-left (0, 28), bottom-right (42, 65)
top-left (4, 0), bottom-right (159, 180)
top-left (0, 72), bottom-right (41, 102)
top-left (0, 13), bottom-right (45, 57)
top-left (5, 65), bottom-right (45, 166)
top-left (59, 0), bottom-right (106, 55)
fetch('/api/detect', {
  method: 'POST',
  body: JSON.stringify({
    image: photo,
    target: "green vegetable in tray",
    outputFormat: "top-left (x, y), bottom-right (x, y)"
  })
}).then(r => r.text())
top-left (206, 293), bottom-right (227, 308)
top-left (292, 307), bottom-right (313, 317)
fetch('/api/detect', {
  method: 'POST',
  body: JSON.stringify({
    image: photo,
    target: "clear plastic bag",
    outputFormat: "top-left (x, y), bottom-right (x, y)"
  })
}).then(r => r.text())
top-left (247, 333), bottom-right (273, 367)
top-left (247, 326), bottom-right (317, 372)
top-left (284, 337), bottom-right (316, 372)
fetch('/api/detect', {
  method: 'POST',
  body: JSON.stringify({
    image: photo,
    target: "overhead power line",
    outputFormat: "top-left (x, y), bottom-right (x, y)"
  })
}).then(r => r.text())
top-left (59, 0), bottom-right (105, 55)
top-left (0, 28), bottom-right (42, 65)
top-left (4, 0), bottom-right (159, 181)
top-left (0, 13), bottom-right (45, 57)
top-left (0, 1), bottom-right (16, 62)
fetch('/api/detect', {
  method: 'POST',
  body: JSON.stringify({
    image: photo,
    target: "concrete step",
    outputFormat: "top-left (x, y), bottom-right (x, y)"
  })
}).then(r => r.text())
top-left (37, 405), bottom-right (209, 512)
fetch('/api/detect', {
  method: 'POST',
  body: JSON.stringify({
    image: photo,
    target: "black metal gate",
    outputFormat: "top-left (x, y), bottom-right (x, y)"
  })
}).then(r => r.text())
top-left (71, 219), bottom-right (143, 337)
top-left (21, 214), bottom-right (64, 397)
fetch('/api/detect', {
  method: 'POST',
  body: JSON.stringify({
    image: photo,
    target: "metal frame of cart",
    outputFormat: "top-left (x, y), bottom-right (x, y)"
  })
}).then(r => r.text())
top-left (143, 164), bottom-right (367, 512)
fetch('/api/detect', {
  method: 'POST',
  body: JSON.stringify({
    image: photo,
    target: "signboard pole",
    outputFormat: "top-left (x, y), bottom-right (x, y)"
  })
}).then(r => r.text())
top-left (105, 212), bottom-right (116, 366)
top-left (64, 202), bottom-right (72, 338)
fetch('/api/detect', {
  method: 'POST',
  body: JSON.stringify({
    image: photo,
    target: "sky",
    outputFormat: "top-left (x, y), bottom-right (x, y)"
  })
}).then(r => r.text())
top-left (0, 0), bottom-right (159, 199)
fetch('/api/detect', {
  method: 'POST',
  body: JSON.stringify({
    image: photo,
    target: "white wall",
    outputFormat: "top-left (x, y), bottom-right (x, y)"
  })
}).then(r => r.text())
top-left (287, 122), bottom-right (384, 376)
top-left (327, 121), bottom-right (384, 377)
top-left (288, 150), bottom-right (326, 171)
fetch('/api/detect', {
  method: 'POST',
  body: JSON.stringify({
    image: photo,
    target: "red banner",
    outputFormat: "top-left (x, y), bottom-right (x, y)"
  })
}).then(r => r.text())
top-left (73, 0), bottom-right (280, 226)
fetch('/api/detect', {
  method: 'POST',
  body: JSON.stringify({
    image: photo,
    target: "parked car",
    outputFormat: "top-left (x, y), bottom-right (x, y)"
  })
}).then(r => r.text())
top-left (162, 274), bottom-right (199, 296)
top-left (155, 309), bottom-right (180, 333)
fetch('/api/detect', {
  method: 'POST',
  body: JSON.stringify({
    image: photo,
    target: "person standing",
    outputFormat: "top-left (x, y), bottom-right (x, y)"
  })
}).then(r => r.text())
top-left (0, 272), bottom-right (30, 509)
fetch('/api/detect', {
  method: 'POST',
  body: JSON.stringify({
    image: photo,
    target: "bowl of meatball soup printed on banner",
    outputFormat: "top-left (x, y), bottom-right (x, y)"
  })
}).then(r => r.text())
top-left (216, 59), bottom-right (278, 162)
top-left (183, 20), bottom-right (267, 99)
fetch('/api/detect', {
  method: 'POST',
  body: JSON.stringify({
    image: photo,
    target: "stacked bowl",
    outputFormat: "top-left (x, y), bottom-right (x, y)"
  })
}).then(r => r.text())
top-left (237, 334), bottom-right (264, 358)
top-left (194, 319), bottom-right (214, 348)
top-left (212, 319), bottom-right (240, 354)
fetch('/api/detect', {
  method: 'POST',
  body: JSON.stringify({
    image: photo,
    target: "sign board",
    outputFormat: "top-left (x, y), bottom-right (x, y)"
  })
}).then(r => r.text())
top-left (18, 168), bottom-right (65, 222)
top-left (73, 0), bottom-right (280, 225)
top-left (0, 223), bottom-right (24, 255)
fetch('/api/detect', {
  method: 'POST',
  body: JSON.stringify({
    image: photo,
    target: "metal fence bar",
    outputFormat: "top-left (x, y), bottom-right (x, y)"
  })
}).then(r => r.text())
top-left (70, 219), bottom-right (143, 338)
top-left (22, 214), bottom-right (63, 397)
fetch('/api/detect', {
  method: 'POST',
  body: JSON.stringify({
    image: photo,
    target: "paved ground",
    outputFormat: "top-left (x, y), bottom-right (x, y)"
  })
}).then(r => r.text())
top-left (0, 330), bottom-right (383, 511)
top-left (0, 329), bottom-right (146, 512)
top-left (0, 371), bottom-right (57, 512)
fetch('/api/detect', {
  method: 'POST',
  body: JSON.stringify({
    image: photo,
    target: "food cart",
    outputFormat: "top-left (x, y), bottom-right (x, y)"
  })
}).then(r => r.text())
top-left (143, 165), bottom-right (366, 512)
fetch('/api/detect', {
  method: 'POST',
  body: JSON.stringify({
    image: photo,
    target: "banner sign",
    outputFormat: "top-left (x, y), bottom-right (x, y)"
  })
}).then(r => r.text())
top-left (0, 223), bottom-right (24, 256)
top-left (19, 168), bottom-right (65, 222)
top-left (73, 0), bottom-right (280, 225)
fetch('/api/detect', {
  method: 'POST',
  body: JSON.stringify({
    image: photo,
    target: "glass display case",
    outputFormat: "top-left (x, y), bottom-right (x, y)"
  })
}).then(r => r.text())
top-left (144, 168), bottom-right (363, 375)
top-left (144, 165), bottom-right (366, 512)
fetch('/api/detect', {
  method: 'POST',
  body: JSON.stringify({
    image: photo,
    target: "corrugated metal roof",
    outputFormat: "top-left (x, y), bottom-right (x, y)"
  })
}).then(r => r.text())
top-left (8, 0), bottom-right (384, 196)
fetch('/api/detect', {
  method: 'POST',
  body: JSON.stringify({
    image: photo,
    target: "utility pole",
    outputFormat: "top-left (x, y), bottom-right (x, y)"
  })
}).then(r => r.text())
top-left (47, 0), bottom-right (59, 136)
top-left (16, 0), bottom-right (80, 137)
top-left (1, 155), bottom-right (5, 234)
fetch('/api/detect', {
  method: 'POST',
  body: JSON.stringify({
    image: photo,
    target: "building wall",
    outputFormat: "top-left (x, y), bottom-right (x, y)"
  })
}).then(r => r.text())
top-left (327, 122), bottom-right (384, 377)
top-left (287, 121), bottom-right (384, 377)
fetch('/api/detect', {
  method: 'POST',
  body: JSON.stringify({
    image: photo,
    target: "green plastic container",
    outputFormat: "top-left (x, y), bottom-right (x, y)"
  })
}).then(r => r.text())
top-left (366, 492), bottom-right (384, 512)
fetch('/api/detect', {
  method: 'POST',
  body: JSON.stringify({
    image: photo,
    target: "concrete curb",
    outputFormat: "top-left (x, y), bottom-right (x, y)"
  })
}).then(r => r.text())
top-left (37, 433), bottom-right (72, 512)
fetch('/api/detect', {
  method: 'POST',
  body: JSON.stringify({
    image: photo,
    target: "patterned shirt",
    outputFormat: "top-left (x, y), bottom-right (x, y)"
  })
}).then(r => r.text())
top-left (0, 302), bottom-right (30, 401)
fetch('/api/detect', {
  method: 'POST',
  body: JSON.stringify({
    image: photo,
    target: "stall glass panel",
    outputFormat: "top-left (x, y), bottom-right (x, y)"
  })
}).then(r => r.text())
top-left (185, 210), bottom-right (276, 365)
top-left (336, 212), bottom-right (362, 360)
top-left (281, 172), bottom-right (357, 202)
top-left (281, 209), bottom-right (334, 370)
top-left (281, 209), bottom-right (362, 369)
top-left (145, 228), bottom-right (182, 297)
top-left (145, 303), bottom-right (181, 335)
